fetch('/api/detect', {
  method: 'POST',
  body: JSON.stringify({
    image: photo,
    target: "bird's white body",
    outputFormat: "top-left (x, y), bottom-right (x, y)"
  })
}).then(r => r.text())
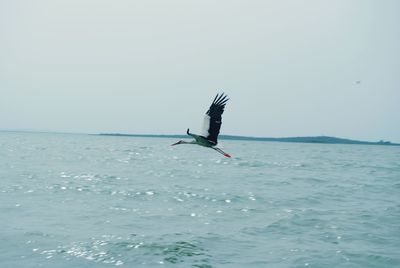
top-left (200, 115), bottom-right (211, 138)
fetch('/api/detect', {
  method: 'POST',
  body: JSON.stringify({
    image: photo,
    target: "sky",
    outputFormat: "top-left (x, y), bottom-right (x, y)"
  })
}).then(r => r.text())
top-left (1, 0), bottom-right (399, 142)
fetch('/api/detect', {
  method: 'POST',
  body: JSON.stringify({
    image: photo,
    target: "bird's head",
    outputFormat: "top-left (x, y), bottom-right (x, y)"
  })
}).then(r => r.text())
top-left (171, 140), bottom-right (184, 146)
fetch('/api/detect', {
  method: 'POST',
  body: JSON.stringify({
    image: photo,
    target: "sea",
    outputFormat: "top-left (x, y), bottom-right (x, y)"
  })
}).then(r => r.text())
top-left (1, 131), bottom-right (399, 268)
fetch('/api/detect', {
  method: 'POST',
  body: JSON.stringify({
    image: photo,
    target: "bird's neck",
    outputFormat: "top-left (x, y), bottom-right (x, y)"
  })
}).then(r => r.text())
top-left (182, 140), bottom-right (197, 144)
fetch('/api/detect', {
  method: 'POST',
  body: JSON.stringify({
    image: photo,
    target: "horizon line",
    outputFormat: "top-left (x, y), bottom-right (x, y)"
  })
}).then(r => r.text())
top-left (1, 129), bottom-right (398, 145)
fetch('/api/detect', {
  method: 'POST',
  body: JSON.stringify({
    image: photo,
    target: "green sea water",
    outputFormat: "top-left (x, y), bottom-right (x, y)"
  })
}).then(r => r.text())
top-left (1, 132), bottom-right (399, 267)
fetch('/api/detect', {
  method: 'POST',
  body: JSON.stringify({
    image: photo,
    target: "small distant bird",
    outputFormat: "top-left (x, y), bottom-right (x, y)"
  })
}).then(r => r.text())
top-left (356, 80), bottom-right (361, 84)
top-left (171, 93), bottom-right (231, 158)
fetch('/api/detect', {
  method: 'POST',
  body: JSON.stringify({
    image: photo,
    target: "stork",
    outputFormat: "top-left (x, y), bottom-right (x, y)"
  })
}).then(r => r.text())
top-left (171, 93), bottom-right (231, 158)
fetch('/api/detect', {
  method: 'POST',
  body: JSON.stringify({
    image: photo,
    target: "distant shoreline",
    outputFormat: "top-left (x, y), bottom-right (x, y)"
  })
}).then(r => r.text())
top-left (98, 133), bottom-right (400, 146)
top-left (1, 130), bottom-right (398, 146)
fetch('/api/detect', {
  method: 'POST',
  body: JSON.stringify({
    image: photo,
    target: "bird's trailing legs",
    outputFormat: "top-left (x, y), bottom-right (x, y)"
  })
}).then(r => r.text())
top-left (213, 147), bottom-right (231, 158)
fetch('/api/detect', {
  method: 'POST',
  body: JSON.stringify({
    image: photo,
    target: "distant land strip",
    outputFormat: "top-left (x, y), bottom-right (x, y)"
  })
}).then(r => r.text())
top-left (98, 133), bottom-right (399, 146)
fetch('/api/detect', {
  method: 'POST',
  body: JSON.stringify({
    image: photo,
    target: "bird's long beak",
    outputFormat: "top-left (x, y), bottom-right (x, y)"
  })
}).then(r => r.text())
top-left (171, 141), bottom-right (180, 146)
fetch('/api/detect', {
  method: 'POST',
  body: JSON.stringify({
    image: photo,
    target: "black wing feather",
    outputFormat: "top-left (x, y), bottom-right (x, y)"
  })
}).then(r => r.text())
top-left (205, 93), bottom-right (229, 144)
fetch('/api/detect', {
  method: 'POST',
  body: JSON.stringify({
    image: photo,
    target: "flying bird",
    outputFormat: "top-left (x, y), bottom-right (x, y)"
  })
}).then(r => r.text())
top-left (171, 93), bottom-right (231, 158)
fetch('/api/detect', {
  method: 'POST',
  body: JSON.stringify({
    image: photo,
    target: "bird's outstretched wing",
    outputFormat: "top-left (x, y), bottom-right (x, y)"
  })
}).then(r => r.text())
top-left (200, 93), bottom-right (229, 145)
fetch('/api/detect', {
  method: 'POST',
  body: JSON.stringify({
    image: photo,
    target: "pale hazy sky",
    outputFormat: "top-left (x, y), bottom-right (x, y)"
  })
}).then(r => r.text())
top-left (1, 0), bottom-right (399, 142)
